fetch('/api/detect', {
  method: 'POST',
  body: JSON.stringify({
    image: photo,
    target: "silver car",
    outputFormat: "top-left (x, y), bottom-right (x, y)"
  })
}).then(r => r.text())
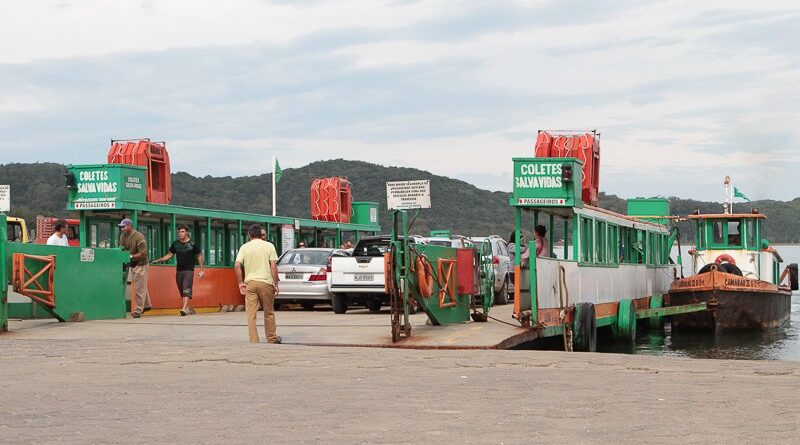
top-left (423, 237), bottom-right (474, 248)
top-left (470, 236), bottom-right (512, 305)
top-left (276, 248), bottom-right (349, 310)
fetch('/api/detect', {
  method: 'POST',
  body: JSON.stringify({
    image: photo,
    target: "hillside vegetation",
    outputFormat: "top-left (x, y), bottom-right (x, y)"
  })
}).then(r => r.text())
top-left (2, 159), bottom-right (799, 243)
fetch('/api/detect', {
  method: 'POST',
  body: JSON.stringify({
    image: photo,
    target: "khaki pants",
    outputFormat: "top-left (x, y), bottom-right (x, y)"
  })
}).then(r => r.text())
top-left (245, 281), bottom-right (277, 343)
top-left (130, 264), bottom-right (152, 315)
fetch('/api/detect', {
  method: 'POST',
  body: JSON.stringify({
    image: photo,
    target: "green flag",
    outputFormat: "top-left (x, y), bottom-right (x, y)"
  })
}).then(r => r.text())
top-left (274, 157), bottom-right (282, 184)
top-left (733, 186), bottom-right (750, 202)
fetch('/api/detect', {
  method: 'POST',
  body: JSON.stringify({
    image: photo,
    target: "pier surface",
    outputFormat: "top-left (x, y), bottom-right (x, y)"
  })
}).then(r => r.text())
top-left (5, 304), bottom-right (532, 349)
top-left (3, 309), bottom-right (800, 444)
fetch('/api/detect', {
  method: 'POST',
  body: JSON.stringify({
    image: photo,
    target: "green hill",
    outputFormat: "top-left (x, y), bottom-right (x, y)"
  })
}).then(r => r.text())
top-left (2, 159), bottom-right (799, 243)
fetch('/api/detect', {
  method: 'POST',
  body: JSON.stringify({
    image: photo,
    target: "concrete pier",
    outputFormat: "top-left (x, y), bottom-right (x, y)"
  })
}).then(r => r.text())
top-left (3, 307), bottom-right (800, 444)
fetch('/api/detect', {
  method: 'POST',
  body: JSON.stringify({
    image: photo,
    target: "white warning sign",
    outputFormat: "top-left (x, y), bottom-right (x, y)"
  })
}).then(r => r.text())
top-left (386, 180), bottom-right (431, 210)
top-left (0, 185), bottom-right (9, 212)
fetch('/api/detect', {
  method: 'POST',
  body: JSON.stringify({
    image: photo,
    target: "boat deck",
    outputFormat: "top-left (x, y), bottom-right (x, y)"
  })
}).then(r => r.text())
top-left (5, 303), bottom-right (536, 349)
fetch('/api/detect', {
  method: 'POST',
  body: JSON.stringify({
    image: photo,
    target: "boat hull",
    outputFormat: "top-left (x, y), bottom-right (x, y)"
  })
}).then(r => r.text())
top-left (668, 270), bottom-right (791, 331)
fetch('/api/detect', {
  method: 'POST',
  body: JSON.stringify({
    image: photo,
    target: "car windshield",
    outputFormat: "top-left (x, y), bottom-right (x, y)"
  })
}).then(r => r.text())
top-left (279, 250), bottom-right (331, 266)
top-left (353, 239), bottom-right (389, 257)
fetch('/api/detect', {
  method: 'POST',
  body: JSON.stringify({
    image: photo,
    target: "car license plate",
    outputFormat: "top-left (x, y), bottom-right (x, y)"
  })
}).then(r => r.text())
top-left (285, 273), bottom-right (303, 280)
top-left (354, 274), bottom-right (374, 282)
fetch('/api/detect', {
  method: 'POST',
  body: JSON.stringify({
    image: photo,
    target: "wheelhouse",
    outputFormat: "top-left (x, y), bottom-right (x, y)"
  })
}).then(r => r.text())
top-left (687, 212), bottom-right (781, 284)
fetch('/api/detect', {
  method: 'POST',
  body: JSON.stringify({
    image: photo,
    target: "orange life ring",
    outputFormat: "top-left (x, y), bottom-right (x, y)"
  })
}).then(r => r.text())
top-left (415, 255), bottom-right (434, 298)
top-left (714, 254), bottom-right (736, 266)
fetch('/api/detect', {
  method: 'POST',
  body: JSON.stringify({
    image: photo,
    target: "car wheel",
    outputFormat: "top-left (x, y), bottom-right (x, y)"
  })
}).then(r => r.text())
top-left (366, 299), bottom-right (382, 312)
top-left (494, 276), bottom-right (509, 305)
top-left (332, 294), bottom-right (348, 314)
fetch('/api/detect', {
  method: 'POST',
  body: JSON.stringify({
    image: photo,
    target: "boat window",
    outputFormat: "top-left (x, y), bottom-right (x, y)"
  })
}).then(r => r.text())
top-left (746, 219), bottom-right (755, 249)
top-left (597, 221), bottom-right (607, 263)
top-left (635, 230), bottom-right (645, 264)
top-left (711, 221), bottom-right (724, 245)
top-left (727, 220), bottom-right (742, 247)
top-left (609, 224), bottom-right (619, 264)
top-left (695, 221), bottom-right (704, 249)
top-left (619, 227), bottom-right (629, 263)
top-left (580, 217), bottom-right (592, 262)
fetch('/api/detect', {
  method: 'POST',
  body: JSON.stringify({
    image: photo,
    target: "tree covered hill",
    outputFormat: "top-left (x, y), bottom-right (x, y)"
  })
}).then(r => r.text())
top-left (2, 159), bottom-right (800, 243)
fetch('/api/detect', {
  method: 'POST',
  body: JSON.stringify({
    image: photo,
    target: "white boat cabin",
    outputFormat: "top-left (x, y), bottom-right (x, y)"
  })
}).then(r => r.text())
top-left (688, 212), bottom-right (783, 284)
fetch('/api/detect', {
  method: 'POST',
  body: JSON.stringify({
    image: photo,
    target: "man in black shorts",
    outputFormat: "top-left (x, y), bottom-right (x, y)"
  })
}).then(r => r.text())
top-left (152, 224), bottom-right (204, 316)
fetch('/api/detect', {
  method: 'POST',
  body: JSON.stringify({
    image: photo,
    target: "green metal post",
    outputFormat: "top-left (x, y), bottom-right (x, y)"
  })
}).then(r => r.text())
top-left (170, 213), bottom-right (177, 265)
top-left (528, 209), bottom-right (537, 325)
top-left (194, 220), bottom-right (201, 260)
top-left (402, 211), bottom-right (410, 330)
top-left (563, 218), bottom-right (569, 260)
top-left (514, 208), bottom-right (521, 269)
top-left (573, 214), bottom-right (581, 261)
top-left (237, 220), bottom-right (243, 253)
top-left (130, 210), bottom-right (138, 230)
top-left (158, 217), bottom-right (164, 254)
top-left (335, 228), bottom-right (341, 248)
top-left (1, 213), bottom-right (7, 332)
top-left (548, 213), bottom-right (554, 259)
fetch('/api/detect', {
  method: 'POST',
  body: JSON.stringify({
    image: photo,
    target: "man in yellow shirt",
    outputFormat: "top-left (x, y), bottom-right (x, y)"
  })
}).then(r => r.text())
top-left (235, 224), bottom-right (281, 344)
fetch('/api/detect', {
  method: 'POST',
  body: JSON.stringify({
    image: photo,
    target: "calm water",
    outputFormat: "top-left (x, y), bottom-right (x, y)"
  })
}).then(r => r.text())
top-left (608, 244), bottom-right (800, 361)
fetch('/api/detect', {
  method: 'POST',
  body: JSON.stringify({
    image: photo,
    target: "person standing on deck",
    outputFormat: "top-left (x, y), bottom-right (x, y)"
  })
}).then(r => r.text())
top-left (534, 225), bottom-right (550, 258)
top-left (119, 218), bottom-right (151, 318)
top-left (507, 232), bottom-right (529, 269)
top-left (151, 224), bottom-right (205, 316)
top-left (235, 224), bottom-right (282, 344)
top-left (46, 219), bottom-right (69, 246)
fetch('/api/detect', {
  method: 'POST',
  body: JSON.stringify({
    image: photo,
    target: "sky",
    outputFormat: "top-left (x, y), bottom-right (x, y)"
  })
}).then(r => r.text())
top-left (1, 0), bottom-right (799, 201)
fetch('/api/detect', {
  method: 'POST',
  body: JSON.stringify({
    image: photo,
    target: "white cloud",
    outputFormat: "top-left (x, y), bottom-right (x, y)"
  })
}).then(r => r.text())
top-left (1, 0), bottom-right (799, 201)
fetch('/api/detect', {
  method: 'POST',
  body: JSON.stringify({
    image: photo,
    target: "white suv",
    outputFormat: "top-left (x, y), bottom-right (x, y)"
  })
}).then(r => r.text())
top-left (470, 235), bottom-right (512, 305)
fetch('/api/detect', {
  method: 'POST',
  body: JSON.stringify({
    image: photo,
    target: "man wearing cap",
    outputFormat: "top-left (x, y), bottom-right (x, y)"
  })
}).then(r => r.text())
top-left (235, 223), bottom-right (281, 344)
top-left (119, 218), bottom-right (151, 318)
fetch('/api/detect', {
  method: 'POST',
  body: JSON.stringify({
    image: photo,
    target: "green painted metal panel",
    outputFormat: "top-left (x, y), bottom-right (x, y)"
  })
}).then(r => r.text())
top-left (5, 243), bottom-right (129, 321)
top-left (351, 201), bottom-right (379, 226)
top-left (409, 244), bottom-right (472, 325)
top-left (510, 158), bottom-right (583, 208)
top-left (626, 198), bottom-right (670, 225)
top-left (7, 302), bottom-right (55, 319)
top-left (66, 164), bottom-right (147, 211)
top-left (1, 213), bottom-right (7, 331)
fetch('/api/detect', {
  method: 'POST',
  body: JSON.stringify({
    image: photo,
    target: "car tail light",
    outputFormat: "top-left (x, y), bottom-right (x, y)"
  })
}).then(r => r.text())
top-left (492, 255), bottom-right (500, 266)
top-left (309, 268), bottom-right (327, 282)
